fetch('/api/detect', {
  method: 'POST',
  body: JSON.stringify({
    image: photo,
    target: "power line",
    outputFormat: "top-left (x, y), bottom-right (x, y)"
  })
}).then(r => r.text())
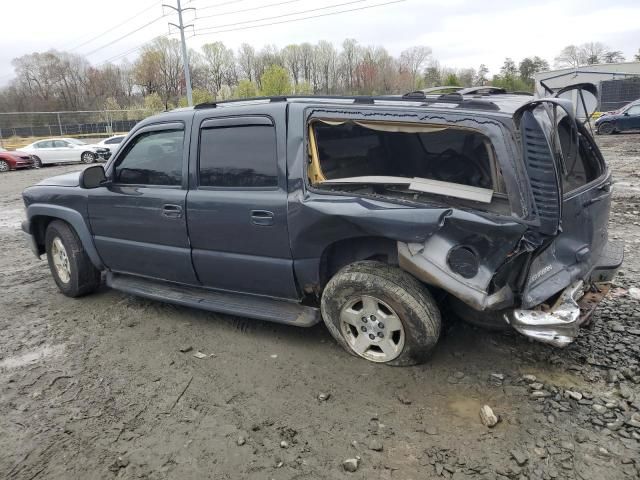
top-left (64, 0), bottom-right (163, 51)
top-left (193, 0), bottom-right (406, 35)
top-left (195, 0), bottom-right (246, 12)
top-left (195, 0), bottom-right (303, 21)
top-left (194, 0), bottom-right (370, 33)
top-left (82, 15), bottom-right (167, 57)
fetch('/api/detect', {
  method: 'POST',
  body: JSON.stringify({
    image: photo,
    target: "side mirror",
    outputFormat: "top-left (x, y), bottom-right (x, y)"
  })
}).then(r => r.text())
top-left (80, 164), bottom-right (108, 189)
top-left (623, 112), bottom-right (629, 116)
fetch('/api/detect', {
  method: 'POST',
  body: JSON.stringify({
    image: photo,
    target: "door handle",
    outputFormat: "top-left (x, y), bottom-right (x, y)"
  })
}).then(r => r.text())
top-left (162, 204), bottom-right (183, 218)
top-left (250, 210), bottom-right (274, 226)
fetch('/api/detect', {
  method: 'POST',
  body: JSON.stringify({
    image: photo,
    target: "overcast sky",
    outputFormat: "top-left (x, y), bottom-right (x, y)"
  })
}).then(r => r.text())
top-left (1, 0), bottom-right (639, 86)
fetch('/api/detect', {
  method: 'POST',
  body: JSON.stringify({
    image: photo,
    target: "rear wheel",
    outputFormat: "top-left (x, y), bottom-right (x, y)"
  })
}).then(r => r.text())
top-left (81, 151), bottom-right (96, 164)
top-left (321, 261), bottom-right (441, 366)
top-left (597, 122), bottom-right (614, 135)
top-left (45, 220), bottom-right (101, 297)
top-left (0, 160), bottom-right (9, 172)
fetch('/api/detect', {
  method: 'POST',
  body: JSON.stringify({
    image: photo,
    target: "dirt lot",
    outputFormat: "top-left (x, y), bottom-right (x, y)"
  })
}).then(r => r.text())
top-left (1, 135), bottom-right (639, 480)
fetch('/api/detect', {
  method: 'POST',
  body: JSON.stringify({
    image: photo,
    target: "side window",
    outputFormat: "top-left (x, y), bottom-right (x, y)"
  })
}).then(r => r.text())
top-left (53, 140), bottom-right (69, 148)
top-left (558, 118), bottom-right (602, 192)
top-left (106, 137), bottom-right (123, 144)
top-left (36, 141), bottom-right (53, 149)
top-left (114, 129), bottom-right (184, 186)
top-left (626, 105), bottom-right (640, 115)
top-left (199, 125), bottom-right (277, 188)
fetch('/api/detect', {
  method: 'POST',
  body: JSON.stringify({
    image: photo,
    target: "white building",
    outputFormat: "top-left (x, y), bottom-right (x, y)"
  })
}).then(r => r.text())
top-left (534, 62), bottom-right (640, 113)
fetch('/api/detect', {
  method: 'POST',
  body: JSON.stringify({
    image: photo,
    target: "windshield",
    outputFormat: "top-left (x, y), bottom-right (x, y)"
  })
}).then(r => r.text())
top-left (67, 138), bottom-right (86, 145)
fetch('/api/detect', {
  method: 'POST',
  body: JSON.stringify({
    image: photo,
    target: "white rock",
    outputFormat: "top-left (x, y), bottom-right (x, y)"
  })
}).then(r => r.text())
top-left (479, 405), bottom-right (499, 427)
top-left (343, 458), bottom-right (360, 472)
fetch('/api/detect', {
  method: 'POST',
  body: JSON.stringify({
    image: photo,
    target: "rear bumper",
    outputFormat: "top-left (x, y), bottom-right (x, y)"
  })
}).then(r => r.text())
top-left (506, 240), bottom-right (623, 347)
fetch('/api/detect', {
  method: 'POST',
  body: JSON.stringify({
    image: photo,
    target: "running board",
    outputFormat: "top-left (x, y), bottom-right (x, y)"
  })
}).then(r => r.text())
top-left (106, 273), bottom-right (321, 327)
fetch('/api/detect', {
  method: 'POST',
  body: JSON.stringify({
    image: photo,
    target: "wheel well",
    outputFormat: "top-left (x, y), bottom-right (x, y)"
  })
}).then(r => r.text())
top-left (30, 215), bottom-right (58, 254)
top-left (319, 236), bottom-right (398, 288)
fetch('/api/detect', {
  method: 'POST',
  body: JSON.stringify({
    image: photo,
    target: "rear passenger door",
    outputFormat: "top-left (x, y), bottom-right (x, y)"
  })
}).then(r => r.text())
top-left (187, 113), bottom-right (298, 299)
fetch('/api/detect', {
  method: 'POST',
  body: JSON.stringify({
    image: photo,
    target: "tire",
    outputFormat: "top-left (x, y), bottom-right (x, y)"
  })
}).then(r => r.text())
top-left (597, 122), bottom-right (614, 135)
top-left (32, 156), bottom-right (42, 168)
top-left (81, 151), bottom-right (96, 164)
top-left (0, 160), bottom-right (9, 172)
top-left (321, 261), bottom-right (441, 366)
top-left (45, 220), bottom-right (101, 297)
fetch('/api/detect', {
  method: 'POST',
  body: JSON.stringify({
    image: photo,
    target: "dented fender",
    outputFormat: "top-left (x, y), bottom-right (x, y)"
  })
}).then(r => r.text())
top-left (397, 210), bottom-right (527, 311)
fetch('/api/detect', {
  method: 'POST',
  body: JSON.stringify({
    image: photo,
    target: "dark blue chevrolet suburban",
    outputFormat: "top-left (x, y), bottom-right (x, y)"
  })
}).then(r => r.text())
top-left (21, 91), bottom-right (623, 365)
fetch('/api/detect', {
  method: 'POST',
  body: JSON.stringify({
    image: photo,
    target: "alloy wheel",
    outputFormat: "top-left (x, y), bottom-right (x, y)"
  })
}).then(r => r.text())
top-left (51, 237), bottom-right (71, 284)
top-left (339, 295), bottom-right (405, 362)
top-left (0, 160), bottom-right (8, 172)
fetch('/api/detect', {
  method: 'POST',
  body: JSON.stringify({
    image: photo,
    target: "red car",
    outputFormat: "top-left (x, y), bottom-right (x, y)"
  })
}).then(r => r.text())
top-left (0, 147), bottom-right (35, 172)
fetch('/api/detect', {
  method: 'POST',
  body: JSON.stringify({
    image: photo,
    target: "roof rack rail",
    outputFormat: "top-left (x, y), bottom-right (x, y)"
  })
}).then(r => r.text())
top-left (193, 93), bottom-right (500, 112)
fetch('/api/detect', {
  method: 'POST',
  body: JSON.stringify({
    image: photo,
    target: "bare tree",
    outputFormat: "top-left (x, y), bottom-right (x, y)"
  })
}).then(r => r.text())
top-left (399, 46), bottom-right (431, 89)
top-left (236, 43), bottom-right (256, 82)
top-left (201, 41), bottom-right (235, 97)
top-left (555, 45), bottom-right (581, 68)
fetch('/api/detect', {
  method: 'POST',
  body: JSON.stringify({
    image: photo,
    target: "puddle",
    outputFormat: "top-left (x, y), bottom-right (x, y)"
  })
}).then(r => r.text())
top-left (0, 207), bottom-right (24, 231)
top-left (0, 344), bottom-right (64, 369)
top-left (448, 397), bottom-right (483, 419)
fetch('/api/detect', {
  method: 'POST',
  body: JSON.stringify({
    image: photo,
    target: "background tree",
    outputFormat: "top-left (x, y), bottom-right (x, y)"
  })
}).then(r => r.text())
top-left (603, 50), bottom-right (625, 63)
top-left (475, 64), bottom-right (489, 85)
top-left (399, 46), bottom-right (431, 90)
top-left (234, 79), bottom-right (258, 98)
top-left (260, 65), bottom-right (292, 96)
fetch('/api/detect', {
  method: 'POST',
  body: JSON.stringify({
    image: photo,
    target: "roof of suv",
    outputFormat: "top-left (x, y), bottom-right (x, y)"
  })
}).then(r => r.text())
top-left (174, 92), bottom-right (535, 117)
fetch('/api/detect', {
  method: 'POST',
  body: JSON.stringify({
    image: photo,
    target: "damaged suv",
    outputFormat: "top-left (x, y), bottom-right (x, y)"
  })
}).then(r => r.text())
top-left (22, 89), bottom-right (622, 365)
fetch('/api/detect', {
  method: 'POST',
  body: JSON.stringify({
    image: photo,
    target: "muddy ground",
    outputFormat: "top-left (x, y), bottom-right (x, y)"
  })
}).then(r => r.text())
top-left (1, 135), bottom-right (639, 480)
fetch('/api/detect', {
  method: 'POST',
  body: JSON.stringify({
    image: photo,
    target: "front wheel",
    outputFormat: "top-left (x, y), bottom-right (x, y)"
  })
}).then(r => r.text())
top-left (321, 261), bottom-right (441, 366)
top-left (32, 156), bottom-right (42, 168)
top-left (81, 151), bottom-right (96, 164)
top-left (45, 220), bottom-right (101, 297)
top-left (0, 160), bottom-right (9, 172)
top-left (597, 122), bottom-right (614, 135)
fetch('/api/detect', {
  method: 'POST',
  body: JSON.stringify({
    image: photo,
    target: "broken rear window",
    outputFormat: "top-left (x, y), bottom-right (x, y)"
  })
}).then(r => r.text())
top-left (308, 120), bottom-right (501, 204)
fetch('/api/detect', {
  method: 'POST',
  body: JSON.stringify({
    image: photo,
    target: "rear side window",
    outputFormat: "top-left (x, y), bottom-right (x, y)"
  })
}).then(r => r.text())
top-left (199, 125), bottom-right (277, 188)
top-left (113, 129), bottom-right (184, 186)
top-left (557, 118), bottom-right (602, 192)
top-left (311, 121), bottom-right (497, 190)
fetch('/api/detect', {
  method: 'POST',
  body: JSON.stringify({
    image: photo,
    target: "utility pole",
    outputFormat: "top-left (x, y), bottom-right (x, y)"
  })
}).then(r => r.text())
top-left (163, 0), bottom-right (194, 106)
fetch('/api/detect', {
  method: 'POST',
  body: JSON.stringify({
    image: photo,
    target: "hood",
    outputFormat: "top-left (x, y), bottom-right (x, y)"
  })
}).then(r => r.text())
top-left (36, 171), bottom-right (81, 187)
top-left (1, 150), bottom-right (31, 159)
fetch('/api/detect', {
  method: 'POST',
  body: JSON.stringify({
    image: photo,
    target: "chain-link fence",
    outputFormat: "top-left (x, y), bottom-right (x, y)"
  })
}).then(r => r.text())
top-left (0, 109), bottom-right (160, 149)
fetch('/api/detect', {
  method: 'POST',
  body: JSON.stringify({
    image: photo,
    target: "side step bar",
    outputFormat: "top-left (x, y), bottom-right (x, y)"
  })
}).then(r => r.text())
top-left (106, 273), bottom-right (321, 327)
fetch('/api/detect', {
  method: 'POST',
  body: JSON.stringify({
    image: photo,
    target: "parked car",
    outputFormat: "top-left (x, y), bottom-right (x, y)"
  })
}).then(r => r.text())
top-left (0, 147), bottom-right (35, 172)
top-left (595, 99), bottom-right (640, 134)
top-left (20, 138), bottom-right (109, 167)
top-left (89, 135), bottom-right (127, 160)
top-left (21, 89), bottom-right (622, 366)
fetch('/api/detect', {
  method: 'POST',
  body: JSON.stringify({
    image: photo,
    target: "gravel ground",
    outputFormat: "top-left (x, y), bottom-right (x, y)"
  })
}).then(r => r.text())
top-left (1, 135), bottom-right (639, 480)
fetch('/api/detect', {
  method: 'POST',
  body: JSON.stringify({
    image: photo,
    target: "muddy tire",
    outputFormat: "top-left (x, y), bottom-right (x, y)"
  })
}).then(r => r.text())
top-left (321, 261), bottom-right (441, 366)
top-left (45, 220), bottom-right (101, 297)
top-left (597, 122), bottom-right (614, 135)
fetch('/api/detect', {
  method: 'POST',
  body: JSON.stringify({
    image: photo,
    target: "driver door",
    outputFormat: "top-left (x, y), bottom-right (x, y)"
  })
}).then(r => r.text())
top-left (87, 122), bottom-right (197, 284)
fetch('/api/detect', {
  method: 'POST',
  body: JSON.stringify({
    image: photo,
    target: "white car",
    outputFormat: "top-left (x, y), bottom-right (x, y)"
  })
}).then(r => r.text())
top-left (89, 135), bottom-right (127, 159)
top-left (21, 138), bottom-right (108, 167)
